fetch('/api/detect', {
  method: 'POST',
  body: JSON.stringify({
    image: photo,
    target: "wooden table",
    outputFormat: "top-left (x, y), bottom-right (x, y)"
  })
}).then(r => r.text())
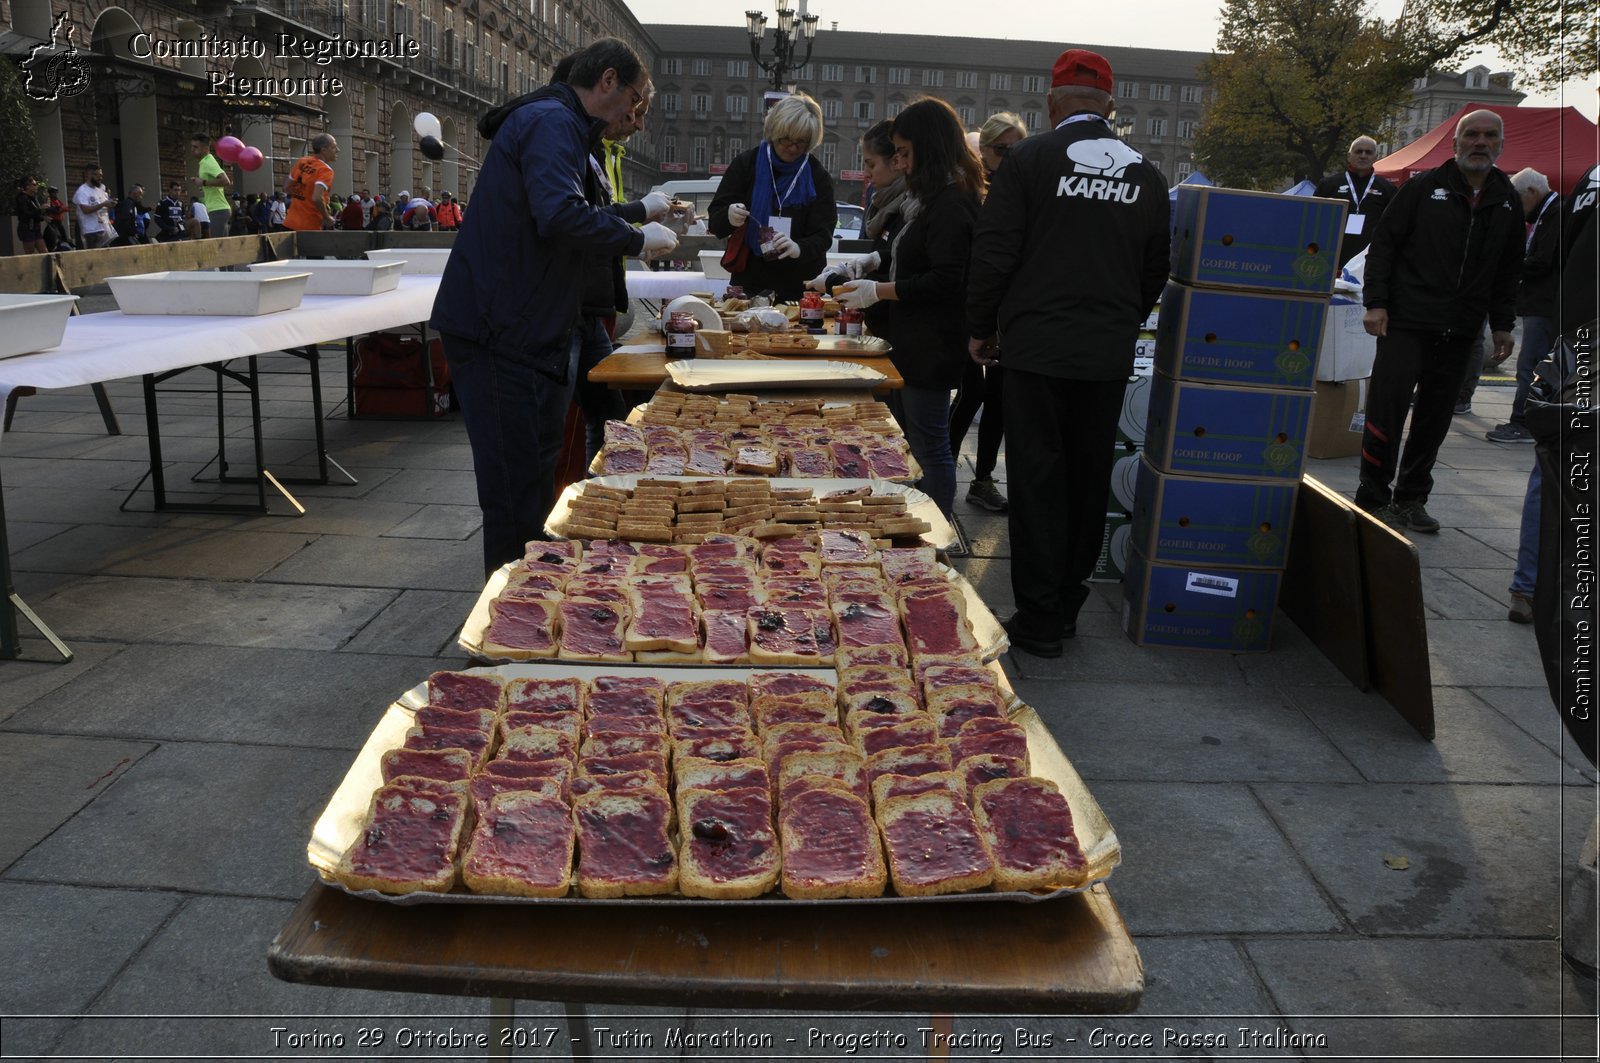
top-left (588, 350), bottom-right (903, 391)
top-left (270, 882), bottom-right (1142, 1058)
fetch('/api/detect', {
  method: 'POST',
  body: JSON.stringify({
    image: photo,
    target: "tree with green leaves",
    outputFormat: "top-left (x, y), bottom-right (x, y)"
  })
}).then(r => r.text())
top-left (1193, 0), bottom-right (1524, 189)
top-left (1, 58), bottom-right (46, 223)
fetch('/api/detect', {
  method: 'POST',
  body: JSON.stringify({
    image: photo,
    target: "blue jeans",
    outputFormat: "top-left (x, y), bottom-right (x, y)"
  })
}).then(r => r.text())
top-left (1512, 461), bottom-right (1540, 595)
top-left (1511, 316), bottom-right (1557, 423)
top-left (887, 385), bottom-right (955, 517)
top-left (444, 330), bottom-right (580, 576)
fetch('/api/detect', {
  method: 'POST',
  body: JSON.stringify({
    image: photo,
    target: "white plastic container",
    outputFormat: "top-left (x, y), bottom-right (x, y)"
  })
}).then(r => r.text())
top-left (105, 271), bottom-right (311, 316)
top-left (0, 293), bottom-right (79, 359)
top-left (247, 259), bottom-right (403, 296)
top-left (364, 248), bottom-right (452, 275)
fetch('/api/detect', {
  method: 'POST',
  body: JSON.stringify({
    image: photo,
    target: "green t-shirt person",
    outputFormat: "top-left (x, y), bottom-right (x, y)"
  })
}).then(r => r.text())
top-left (198, 152), bottom-right (229, 215)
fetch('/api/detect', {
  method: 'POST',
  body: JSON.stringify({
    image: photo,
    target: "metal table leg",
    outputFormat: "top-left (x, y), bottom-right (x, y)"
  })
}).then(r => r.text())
top-left (0, 461), bottom-right (72, 662)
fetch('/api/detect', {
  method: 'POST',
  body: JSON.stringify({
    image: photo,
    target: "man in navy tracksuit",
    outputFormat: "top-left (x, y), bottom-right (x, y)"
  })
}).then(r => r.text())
top-left (966, 49), bottom-right (1170, 657)
top-left (1355, 109), bottom-right (1524, 534)
top-left (431, 38), bottom-right (677, 576)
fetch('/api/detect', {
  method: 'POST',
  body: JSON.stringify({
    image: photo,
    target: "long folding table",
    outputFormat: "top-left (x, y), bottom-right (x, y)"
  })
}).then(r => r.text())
top-left (0, 275), bottom-right (441, 661)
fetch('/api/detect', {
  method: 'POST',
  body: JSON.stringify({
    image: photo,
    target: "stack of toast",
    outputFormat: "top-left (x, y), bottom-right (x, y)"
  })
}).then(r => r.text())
top-left (333, 664), bottom-right (1089, 899)
top-left (477, 538), bottom-right (986, 667)
top-left (557, 480), bottom-right (932, 544)
top-left (597, 419), bottom-right (914, 480)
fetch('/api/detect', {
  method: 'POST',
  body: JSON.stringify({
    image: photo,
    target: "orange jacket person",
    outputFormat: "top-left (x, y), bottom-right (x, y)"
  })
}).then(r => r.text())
top-left (284, 134), bottom-right (339, 231)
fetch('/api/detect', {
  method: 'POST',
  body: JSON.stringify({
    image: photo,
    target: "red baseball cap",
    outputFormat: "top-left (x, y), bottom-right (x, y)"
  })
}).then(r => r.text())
top-left (1052, 49), bottom-right (1114, 93)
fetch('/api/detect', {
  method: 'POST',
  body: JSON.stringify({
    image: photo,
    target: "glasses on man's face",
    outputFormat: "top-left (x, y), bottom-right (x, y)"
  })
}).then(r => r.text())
top-left (775, 137), bottom-right (811, 153)
top-left (622, 81), bottom-right (646, 109)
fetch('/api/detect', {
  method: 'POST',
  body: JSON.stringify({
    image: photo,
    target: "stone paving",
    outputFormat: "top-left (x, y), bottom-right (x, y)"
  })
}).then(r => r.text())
top-left (1, 336), bottom-right (1594, 1062)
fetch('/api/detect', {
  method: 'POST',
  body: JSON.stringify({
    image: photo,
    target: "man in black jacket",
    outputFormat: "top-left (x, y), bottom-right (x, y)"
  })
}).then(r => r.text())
top-left (966, 48), bottom-right (1170, 657)
top-left (1487, 168), bottom-right (1562, 444)
top-left (1314, 135), bottom-right (1398, 267)
top-left (1355, 108), bottom-right (1523, 534)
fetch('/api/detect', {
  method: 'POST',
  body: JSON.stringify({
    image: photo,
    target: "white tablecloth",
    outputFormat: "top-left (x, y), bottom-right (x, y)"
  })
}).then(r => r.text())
top-left (623, 271), bottom-right (727, 302)
top-left (0, 275), bottom-right (440, 403)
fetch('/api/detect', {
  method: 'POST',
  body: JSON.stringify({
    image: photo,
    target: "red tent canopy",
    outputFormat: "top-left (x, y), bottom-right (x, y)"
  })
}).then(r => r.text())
top-left (1374, 103), bottom-right (1599, 197)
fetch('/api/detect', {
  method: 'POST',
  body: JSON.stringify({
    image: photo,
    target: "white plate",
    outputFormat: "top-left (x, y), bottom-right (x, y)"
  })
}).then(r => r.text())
top-left (664, 359), bottom-right (887, 391)
top-left (545, 475), bottom-right (957, 551)
top-left (0, 294), bottom-right (78, 359)
top-left (247, 259), bottom-right (403, 296)
top-left (104, 271), bottom-right (310, 316)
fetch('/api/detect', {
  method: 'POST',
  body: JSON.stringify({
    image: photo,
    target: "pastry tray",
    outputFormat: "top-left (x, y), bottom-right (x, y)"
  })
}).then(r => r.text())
top-left (306, 661), bottom-right (1119, 906)
top-left (664, 359), bottom-right (887, 391)
top-left (545, 475), bottom-right (958, 552)
top-left (457, 560), bottom-right (1007, 664)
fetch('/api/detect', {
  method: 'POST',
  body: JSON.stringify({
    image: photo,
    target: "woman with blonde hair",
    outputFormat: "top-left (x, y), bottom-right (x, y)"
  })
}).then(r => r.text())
top-left (835, 97), bottom-right (984, 516)
top-left (709, 92), bottom-right (837, 300)
top-left (950, 110), bottom-right (1026, 512)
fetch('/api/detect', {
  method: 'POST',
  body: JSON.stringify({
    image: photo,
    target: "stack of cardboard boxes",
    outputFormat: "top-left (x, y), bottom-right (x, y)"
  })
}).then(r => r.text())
top-left (1122, 185), bottom-right (1347, 652)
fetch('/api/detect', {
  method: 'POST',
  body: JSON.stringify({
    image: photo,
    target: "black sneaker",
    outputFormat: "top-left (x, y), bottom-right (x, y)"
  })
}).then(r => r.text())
top-left (1453, 401), bottom-right (1472, 415)
top-left (1486, 422), bottom-right (1534, 443)
top-left (1394, 500), bottom-right (1441, 534)
top-left (966, 478), bottom-right (1009, 512)
top-left (1001, 615), bottom-right (1062, 658)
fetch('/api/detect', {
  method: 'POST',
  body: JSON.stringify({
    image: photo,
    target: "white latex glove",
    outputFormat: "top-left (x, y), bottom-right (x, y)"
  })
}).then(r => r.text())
top-left (802, 268), bottom-right (835, 292)
top-left (836, 279), bottom-right (880, 310)
top-left (639, 190), bottom-right (672, 220)
top-left (846, 251), bottom-right (881, 279)
top-left (727, 202), bottom-right (750, 226)
top-left (769, 232), bottom-right (801, 260)
top-left (638, 221), bottom-right (678, 260)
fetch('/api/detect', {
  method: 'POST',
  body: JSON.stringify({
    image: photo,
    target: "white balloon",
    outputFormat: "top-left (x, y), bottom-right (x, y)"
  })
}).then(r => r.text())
top-left (413, 112), bottom-right (442, 140)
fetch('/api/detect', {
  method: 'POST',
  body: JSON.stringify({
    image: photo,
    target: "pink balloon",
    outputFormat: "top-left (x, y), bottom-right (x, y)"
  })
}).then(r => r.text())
top-left (237, 146), bottom-right (265, 172)
top-left (215, 135), bottom-right (245, 163)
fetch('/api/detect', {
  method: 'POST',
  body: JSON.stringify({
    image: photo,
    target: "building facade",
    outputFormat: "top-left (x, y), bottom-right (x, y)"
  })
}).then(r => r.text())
top-left (4, 0), bottom-right (659, 210)
top-left (1379, 64), bottom-right (1526, 153)
top-left (643, 25), bottom-right (1211, 200)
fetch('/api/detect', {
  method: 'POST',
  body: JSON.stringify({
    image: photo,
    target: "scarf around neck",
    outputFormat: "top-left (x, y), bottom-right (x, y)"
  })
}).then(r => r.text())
top-left (748, 142), bottom-right (817, 245)
top-left (865, 176), bottom-right (908, 241)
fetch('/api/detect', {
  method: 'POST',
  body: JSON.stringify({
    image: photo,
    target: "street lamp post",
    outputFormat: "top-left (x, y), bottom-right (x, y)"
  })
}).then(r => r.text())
top-left (745, 4), bottom-right (819, 91)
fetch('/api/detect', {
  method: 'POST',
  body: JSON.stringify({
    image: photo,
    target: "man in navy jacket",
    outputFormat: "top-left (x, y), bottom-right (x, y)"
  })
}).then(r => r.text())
top-left (1356, 109), bottom-right (1523, 534)
top-left (432, 38), bottom-right (677, 575)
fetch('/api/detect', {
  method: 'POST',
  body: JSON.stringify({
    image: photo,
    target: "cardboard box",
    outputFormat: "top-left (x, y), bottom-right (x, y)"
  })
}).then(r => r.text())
top-left (1130, 456), bottom-right (1297, 569)
top-left (1314, 297), bottom-right (1378, 381)
top-left (1117, 371), bottom-right (1154, 446)
top-left (1171, 185), bottom-right (1346, 296)
top-left (1089, 511), bottom-right (1134, 583)
top-left (1122, 547), bottom-right (1281, 652)
top-left (1154, 281), bottom-right (1325, 390)
top-left (1307, 378), bottom-right (1368, 459)
top-left (1144, 372), bottom-right (1313, 480)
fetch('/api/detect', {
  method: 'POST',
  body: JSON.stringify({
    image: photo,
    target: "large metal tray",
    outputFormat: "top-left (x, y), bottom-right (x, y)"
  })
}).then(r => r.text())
top-left (307, 661), bottom-right (1119, 905)
top-left (457, 560), bottom-right (1007, 664)
top-left (105, 271), bottom-right (310, 316)
top-left (545, 475), bottom-right (957, 551)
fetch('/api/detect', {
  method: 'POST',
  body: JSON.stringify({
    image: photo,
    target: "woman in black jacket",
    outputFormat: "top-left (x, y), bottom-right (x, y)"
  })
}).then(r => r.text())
top-left (836, 98), bottom-right (983, 516)
top-left (708, 93), bottom-right (836, 301)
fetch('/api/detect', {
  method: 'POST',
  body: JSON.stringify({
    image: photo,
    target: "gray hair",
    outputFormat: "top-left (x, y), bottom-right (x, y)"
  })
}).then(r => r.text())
top-left (1510, 168), bottom-right (1550, 196)
top-left (310, 133), bottom-right (336, 154)
top-left (763, 93), bottom-right (823, 148)
top-left (1454, 108), bottom-right (1504, 139)
top-left (1049, 85), bottom-right (1112, 111)
top-left (1348, 135), bottom-right (1377, 152)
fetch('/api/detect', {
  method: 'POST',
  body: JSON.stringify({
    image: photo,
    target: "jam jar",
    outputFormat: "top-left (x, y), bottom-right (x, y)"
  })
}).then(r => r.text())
top-left (798, 290), bottom-right (825, 330)
top-left (665, 311), bottom-right (698, 356)
top-left (837, 305), bottom-right (864, 337)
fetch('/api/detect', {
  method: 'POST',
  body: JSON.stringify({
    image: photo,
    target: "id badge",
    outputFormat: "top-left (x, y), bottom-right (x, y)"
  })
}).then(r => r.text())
top-left (767, 216), bottom-right (793, 238)
top-left (1344, 214), bottom-right (1365, 235)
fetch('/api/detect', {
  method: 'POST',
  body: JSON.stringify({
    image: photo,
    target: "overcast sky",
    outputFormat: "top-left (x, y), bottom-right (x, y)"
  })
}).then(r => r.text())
top-left (625, 0), bottom-right (1598, 119)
